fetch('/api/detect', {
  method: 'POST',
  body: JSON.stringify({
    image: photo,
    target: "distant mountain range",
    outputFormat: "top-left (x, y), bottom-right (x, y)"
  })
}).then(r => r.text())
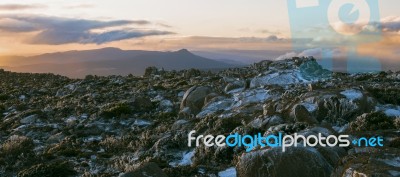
top-left (0, 48), bottom-right (238, 78)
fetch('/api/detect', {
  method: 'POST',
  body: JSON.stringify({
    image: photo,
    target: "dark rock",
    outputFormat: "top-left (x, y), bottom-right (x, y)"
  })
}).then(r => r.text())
top-left (388, 137), bottom-right (400, 148)
top-left (367, 87), bottom-right (400, 105)
top-left (236, 147), bottom-right (332, 177)
top-left (349, 112), bottom-right (395, 132)
top-left (313, 92), bottom-right (376, 124)
top-left (291, 104), bottom-right (318, 124)
top-left (20, 114), bottom-right (38, 124)
top-left (299, 60), bottom-right (331, 80)
top-left (183, 69), bottom-right (201, 79)
top-left (1, 135), bottom-right (35, 160)
top-left (332, 148), bottom-right (400, 177)
top-left (17, 161), bottom-right (76, 177)
top-left (120, 162), bottom-right (168, 177)
top-left (266, 122), bottom-right (310, 136)
top-left (144, 66), bottom-right (159, 77)
top-left (100, 102), bottom-right (132, 118)
top-left (129, 96), bottom-right (153, 112)
top-left (263, 103), bottom-right (276, 116)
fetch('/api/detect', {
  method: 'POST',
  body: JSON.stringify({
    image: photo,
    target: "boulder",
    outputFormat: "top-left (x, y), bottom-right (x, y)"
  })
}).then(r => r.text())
top-left (144, 66), bottom-right (159, 77)
top-left (349, 111), bottom-right (395, 132)
top-left (332, 148), bottom-right (400, 177)
top-left (299, 60), bottom-right (331, 80)
top-left (236, 147), bottom-right (333, 177)
top-left (263, 103), bottom-right (276, 116)
top-left (180, 86), bottom-right (212, 115)
top-left (183, 69), bottom-right (201, 79)
top-left (130, 96), bottom-right (153, 112)
top-left (291, 104), bottom-right (318, 124)
top-left (119, 162), bottom-right (168, 177)
top-left (248, 115), bottom-right (283, 129)
top-left (20, 114), bottom-right (38, 124)
top-left (224, 80), bottom-right (246, 94)
top-left (313, 92), bottom-right (376, 124)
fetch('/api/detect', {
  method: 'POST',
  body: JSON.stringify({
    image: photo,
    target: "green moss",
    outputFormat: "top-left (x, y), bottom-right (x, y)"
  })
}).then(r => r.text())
top-left (0, 94), bottom-right (9, 100)
top-left (389, 137), bottom-right (400, 148)
top-left (1, 136), bottom-right (34, 158)
top-left (17, 161), bottom-right (76, 177)
top-left (349, 112), bottom-right (395, 132)
top-left (367, 88), bottom-right (400, 105)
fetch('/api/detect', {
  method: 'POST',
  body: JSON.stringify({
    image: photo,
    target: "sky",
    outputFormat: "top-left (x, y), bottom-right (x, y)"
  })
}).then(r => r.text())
top-left (0, 0), bottom-right (399, 68)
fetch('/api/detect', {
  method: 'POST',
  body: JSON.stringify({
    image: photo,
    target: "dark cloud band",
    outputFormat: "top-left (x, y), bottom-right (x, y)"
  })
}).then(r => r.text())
top-left (0, 15), bottom-right (174, 44)
top-left (0, 4), bottom-right (46, 11)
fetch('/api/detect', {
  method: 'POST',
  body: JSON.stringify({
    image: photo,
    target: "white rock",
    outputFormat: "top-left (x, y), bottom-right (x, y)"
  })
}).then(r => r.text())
top-left (250, 70), bottom-right (309, 87)
top-left (218, 167), bottom-right (237, 177)
top-left (233, 88), bottom-right (271, 107)
top-left (20, 114), bottom-right (38, 124)
top-left (340, 89), bottom-right (363, 101)
top-left (133, 119), bottom-right (152, 126)
top-left (301, 102), bottom-right (317, 112)
top-left (19, 95), bottom-right (26, 101)
top-left (83, 136), bottom-right (102, 143)
top-left (375, 105), bottom-right (400, 117)
top-left (197, 99), bottom-right (234, 118)
top-left (169, 150), bottom-right (195, 167)
top-left (378, 157), bottom-right (400, 167)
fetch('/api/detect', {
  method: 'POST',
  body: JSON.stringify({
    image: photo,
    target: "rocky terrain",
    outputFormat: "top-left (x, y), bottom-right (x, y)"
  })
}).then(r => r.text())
top-left (0, 57), bottom-right (399, 177)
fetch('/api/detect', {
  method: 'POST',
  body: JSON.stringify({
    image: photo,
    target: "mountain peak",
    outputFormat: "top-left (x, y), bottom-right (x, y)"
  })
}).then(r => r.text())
top-left (176, 49), bottom-right (190, 54)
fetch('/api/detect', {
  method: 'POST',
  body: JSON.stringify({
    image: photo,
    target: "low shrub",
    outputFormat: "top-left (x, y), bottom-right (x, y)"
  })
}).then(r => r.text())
top-left (349, 112), bottom-right (395, 132)
top-left (17, 161), bottom-right (76, 177)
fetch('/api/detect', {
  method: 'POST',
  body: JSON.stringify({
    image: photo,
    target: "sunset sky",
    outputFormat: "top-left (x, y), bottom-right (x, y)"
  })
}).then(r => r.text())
top-left (0, 0), bottom-right (399, 66)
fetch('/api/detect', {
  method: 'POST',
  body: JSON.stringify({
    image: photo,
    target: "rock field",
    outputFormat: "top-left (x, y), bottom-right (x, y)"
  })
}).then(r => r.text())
top-left (0, 57), bottom-right (399, 177)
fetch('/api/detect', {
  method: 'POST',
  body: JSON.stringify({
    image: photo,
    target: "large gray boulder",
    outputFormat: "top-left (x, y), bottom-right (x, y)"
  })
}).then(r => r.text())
top-left (180, 86), bottom-right (212, 115)
top-left (237, 147), bottom-right (333, 177)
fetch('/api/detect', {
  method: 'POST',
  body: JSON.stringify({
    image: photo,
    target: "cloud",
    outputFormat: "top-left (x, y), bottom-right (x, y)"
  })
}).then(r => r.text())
top-left (380, 16), bottom-right (400, 32)
top-left (0, 15), bottom-right (174, 44)
top-left (0, 4), bottom-right (46, 11)
top-left (156, 23), bottom-right (173, 28)
top-left (258, 29), bottom-right (282, 35)
top-left (30, 29), bottom-right (173, 45)
top-left (265, 35), bottom-right (283, 42)
top-left (328, 16), bottom-right (400, 35)
top-left (237, 35), bottom-right (288, 43)
top-left (275, 48), bottom-right (345, 60)
top-left (275, 52), bottom-right (297, 60)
